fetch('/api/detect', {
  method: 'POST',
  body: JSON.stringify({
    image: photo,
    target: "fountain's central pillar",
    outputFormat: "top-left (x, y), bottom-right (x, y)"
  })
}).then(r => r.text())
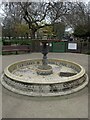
top-left (36, 42), bottom-right (53, 75)
top-left (42, 42), bottom-right (48, 66)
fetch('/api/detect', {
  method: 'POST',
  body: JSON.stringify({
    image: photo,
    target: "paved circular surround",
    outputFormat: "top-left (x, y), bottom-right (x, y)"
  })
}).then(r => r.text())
top-left (1, 59), bottom-right (89, 96)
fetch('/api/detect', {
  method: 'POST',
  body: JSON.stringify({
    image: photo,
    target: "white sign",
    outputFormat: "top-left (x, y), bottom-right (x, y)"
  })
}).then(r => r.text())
top-left (49, 43), bottom-right (52, 47)
top-left (68, 43), bottom-right (77, 50)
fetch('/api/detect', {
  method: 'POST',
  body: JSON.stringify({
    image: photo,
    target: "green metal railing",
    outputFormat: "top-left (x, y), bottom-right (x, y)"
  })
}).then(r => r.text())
top-left (2, 39), bottom-right (89, 54)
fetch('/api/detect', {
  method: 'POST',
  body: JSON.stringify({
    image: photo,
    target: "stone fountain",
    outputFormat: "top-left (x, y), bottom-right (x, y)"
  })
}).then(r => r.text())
top-left (1, 39), bottom-right (89, 96)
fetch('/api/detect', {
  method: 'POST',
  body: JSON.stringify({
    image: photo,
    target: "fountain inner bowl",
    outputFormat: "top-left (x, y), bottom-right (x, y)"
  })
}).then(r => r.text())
top-left (36, 64), bottom-right (53, 75)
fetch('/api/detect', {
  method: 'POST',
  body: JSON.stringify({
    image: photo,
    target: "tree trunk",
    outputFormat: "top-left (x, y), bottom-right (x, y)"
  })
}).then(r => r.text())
top-left (31, 30), bottom-right (36, 52)
top-left (26, 33), bottom-right (28, 39)
top-left (8, 36), bottom-right (11, 40)
top-left (31, 30), bottom-right (40, 52)
top-left (31, 30), bottom-right (35, 39)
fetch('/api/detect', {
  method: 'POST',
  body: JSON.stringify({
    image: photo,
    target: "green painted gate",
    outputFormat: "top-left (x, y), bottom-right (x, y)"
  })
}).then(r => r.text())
top-left (51, 42), bottom-right (66, 52)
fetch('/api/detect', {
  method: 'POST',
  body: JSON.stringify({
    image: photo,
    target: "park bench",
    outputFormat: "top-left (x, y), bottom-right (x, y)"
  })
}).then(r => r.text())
top-left (2, 45), bottom-right (31, 54)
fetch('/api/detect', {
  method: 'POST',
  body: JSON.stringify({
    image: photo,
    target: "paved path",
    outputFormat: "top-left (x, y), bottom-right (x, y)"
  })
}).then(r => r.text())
top-left (0, 53), bottom-right (89, 118)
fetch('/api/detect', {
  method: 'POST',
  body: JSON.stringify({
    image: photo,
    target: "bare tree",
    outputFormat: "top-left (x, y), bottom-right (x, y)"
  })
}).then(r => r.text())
top-left (1, 1), bottom-right (90, 39)
top-left (18, 2), bottom-right (50, 38)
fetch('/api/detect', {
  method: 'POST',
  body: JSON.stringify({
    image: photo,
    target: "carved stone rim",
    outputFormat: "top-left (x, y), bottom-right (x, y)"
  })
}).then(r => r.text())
top-left (3, 59), bottom-right (86, 84)
top-left (1, 74), bottom-right (89, 97)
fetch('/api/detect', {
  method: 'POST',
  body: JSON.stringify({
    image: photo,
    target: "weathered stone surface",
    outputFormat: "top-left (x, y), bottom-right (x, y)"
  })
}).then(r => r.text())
top-left (1, 59), bottom-right (89, 96)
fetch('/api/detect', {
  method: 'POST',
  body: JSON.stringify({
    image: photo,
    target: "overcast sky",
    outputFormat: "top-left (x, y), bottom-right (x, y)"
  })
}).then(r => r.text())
top-left (0, 0), bottom-right (90, 3)
top-left (0, 0), bottom-right (90, 17)
top-left (67, 0), bottom-right (90, 2)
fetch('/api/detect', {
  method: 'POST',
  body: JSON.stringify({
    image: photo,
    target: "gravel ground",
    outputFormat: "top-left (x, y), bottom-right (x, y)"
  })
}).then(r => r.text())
top-left (0, 53), bottom-right (89, 118)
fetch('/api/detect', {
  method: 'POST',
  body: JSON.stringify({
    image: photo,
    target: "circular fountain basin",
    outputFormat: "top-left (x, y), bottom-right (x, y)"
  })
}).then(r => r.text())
top-left (1, 59), bottom-right (89, 96)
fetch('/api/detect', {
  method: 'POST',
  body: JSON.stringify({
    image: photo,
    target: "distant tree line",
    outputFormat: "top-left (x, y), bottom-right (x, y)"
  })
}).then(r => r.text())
top-left (0, 1), bottom-right (90, 40)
